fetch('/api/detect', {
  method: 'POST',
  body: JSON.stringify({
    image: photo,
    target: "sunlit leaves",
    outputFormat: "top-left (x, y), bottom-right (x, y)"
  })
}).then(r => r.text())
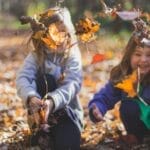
top-left (48, 23), bottom-right (67, 46)
top-left (41, 35), bottom-right (57, 50)
top-left (115, 70), bottom-right (137, 97)
top-left (75, 17), bottom-right (100, 43)
top-left (32, 30), bottom-right (45, 39)
top-left (32, 22), bottom-right (69, 51)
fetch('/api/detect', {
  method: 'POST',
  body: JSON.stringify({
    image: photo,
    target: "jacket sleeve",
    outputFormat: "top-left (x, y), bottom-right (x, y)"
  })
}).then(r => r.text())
top-left (47, 46), bottom-right (82, 112)
top-left (88, 81), bottom-right (121, 118)
top-left (16, 52), bottom-right (41, 104)
top-left (142, 85), bottom-right (150, 105)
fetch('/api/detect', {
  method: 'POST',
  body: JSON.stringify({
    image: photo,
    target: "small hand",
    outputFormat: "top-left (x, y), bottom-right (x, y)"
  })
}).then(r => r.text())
top-left (92, 103), bottom-right (104, 122)
top-left (28, 97), bottom-right (43, 113)
top-left (40, 99), bottom-right (54, 132)
top-left (42, 99), bottom-right (54, 123)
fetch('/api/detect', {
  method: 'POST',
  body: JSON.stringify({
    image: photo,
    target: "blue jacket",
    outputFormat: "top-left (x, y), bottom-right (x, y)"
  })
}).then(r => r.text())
top-left (16, 45), bottom-right (84, 131)
top-left (89, 81), bottom-right (150, 117)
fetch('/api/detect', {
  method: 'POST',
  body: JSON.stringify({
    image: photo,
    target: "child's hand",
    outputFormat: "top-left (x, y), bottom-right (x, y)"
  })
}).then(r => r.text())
top-left (92, 103), bottom-right (104, 122)
top-left (40, 99), bottom-right (54, 132)
top-left (28, 97), bottom-right (43, 113)
top-left (43, 99), bottom-right (54, 122)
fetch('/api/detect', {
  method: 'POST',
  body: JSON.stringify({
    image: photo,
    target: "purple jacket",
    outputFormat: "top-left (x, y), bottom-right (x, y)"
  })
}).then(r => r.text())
top-left (88, 81), bottom-right (150, 120)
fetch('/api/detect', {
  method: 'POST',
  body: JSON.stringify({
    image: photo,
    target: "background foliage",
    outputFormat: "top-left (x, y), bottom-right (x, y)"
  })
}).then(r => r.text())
top-left (0, 0), bottom-right (149, 32)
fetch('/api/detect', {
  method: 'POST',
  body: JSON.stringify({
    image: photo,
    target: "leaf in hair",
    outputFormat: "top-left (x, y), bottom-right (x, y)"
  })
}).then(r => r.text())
top-left (39, 9), bottom-right (55, 18)
top-left (32, 30), bottom-right (45, 39)
top-left (48, 23), bottom-right (67, 46)
top-left (41, 35), bottom-right (57, 50)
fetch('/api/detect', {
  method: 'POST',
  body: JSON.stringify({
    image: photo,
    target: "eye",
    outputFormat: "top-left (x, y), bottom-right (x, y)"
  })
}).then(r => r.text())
top-left (133, 52), bottom-right (141, 56)
top-left (146, 53), bottom-right (150, 57)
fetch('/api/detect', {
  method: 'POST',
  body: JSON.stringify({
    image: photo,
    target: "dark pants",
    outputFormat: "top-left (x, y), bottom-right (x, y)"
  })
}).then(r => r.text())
top-left (32, 73), bottom-right (81, 150)
top-left (120, 100), bottom-right (149, 141)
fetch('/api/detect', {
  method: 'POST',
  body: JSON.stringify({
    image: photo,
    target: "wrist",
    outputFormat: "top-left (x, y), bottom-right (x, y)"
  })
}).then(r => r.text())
top-left (46, 98), bottom-right (55, 113)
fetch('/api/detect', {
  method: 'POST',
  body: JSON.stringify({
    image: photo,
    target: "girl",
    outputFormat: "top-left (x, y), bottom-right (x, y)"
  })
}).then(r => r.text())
top-left (88, 18), bottom-right (150, 144)
top-left (16, 7), bottom-right (83, 150)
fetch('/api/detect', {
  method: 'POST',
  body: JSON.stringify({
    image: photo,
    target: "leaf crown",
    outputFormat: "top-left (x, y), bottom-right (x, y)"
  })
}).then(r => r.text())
top-left (132, 18), bottom-right (150, 47)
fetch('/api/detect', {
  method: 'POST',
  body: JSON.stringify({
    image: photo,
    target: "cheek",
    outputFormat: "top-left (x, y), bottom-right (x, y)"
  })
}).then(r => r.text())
top-left (130, 56), bottom-right (139, 69)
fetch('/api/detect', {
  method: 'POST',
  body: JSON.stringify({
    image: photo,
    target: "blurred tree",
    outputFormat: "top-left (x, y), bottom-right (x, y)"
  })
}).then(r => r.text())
top-left (9, 0), bottom-right (29, 18)
top-left (0, 0), bottom-right (149, 31)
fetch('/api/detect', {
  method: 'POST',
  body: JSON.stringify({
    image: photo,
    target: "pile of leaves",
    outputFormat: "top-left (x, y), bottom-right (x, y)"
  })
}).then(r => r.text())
top-left (0, 29), bottom-right (150, 150)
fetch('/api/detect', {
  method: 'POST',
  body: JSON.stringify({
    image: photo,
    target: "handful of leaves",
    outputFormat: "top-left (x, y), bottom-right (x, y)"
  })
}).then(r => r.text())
top-left (27, 99), bottom-right (49, 133)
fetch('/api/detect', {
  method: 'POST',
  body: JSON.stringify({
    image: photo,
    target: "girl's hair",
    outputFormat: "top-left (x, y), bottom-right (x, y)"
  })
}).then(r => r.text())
top-left (110, 35), bottom-right (150, 86)
top-left (110, 34), bottom-right (137, 84)
top-left (110, 18), bottom-right (150, 86)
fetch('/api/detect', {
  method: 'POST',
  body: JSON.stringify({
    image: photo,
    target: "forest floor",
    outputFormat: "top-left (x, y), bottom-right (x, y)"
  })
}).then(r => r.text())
top-left (0, 29), bottom-right (150, 150)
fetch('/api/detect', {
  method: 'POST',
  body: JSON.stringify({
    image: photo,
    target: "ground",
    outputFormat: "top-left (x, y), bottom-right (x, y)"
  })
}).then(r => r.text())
top-left (0, 29), bottom-right (150, 150)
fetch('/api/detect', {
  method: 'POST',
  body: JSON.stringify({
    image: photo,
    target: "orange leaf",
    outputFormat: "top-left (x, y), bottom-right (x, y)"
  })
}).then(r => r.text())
top-left (115, 70), bottom-right (137, 97)
top-left (41, 35), bottom-right (57, 50)
top-left (41, 23), bottom-right (69, 50)
top-left (48, 23), bottom-right (67, 45)
top-left (91, 53), bottom-right (106, 64)
top-left (76, 17), bottom-right (100, 43)
top-left (32, 30), bottom-right (45, 39)
top-left (39, 108), bottom-right (46, 124)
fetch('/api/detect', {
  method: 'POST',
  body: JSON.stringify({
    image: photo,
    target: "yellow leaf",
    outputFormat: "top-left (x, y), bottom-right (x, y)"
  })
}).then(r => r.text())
top-left (79, 32), bottom-right (93, 42)
top-left (48, 23), bottom-right (67, 45)
top-left (41, 35), bottom-right (57, 50)
top-left (115, 70), bottom-right (137, 97)
top-left (41, 23), bottom-right (70, 51)
top-left (76, 17), bottom-right (100, 42)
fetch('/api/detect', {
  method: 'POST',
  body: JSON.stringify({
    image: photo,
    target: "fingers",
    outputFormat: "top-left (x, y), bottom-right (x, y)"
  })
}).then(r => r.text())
top-left (42, 100), bottom-right (54, 123)
top-left (92, 103), bottom-right (104, 122)
top-left (40, 124), bottom-right (50, 133)
top-left (28, 97), bottom-right (42, 112)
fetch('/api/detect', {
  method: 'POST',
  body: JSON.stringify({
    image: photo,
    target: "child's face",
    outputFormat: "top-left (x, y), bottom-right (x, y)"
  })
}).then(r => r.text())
top-left (131, 46), bottom-right (150, 76)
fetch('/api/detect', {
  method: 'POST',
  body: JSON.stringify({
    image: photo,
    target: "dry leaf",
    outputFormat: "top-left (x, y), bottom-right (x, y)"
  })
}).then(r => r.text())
top-left (48, 23), bottom-right (67, 45)
top-left (41, 23), bottom-right (69, 50)
top-left (115, 70), bottom-right (137, 97)
top-left (39, 108), bottom-right (46, 124)
top-left (76, 17), bottom-right (100, 43)
top-left (41, 35), bottom-right (57, 50)
top-left (32, 30), bottom-right (45, 39)
top-left (91, 53), bottom-right (106, 64)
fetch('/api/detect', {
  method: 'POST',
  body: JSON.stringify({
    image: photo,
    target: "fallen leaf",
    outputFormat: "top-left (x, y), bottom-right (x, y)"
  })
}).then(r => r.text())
top-left (91, 53), bottom-right (106, 64)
